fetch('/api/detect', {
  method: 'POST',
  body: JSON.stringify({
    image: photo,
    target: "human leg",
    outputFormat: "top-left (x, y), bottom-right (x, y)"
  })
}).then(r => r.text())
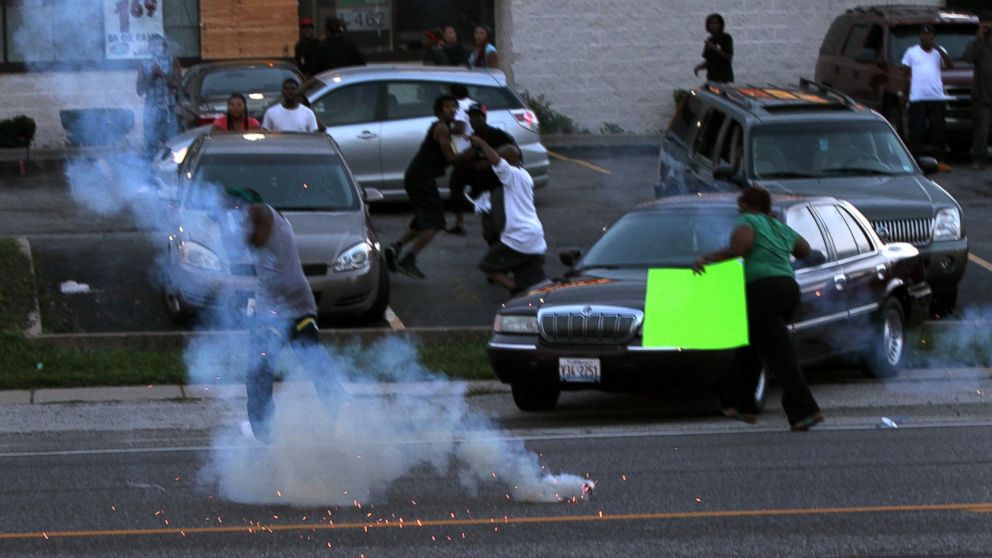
top-left (972, 101), bottom-right (991, 166)
top-left (907, 102), bottom-right (926, 154)
top-left (289, 315), bottom-right (346, 419)
top-left (245, 325), bottom-right (283, 442)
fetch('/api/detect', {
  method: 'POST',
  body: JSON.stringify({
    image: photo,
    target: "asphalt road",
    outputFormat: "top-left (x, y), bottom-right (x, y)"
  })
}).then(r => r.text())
top-left (1, 373), bottom-right (992, 557)
top-left (6, 147), bottom-right (992, 333)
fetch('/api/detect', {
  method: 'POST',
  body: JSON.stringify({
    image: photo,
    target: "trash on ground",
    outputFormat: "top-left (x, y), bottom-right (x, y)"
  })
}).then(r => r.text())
top-left (878, 417), bottom-right (898, 429)
top-left (59, 280), bottom-right (91, 294)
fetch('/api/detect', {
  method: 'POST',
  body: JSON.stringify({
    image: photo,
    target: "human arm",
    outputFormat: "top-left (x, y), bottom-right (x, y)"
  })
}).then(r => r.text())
top-left (486, 45), bottom-right (500, 69)
top-left (706, 35), bottom-right (733, 62)
top-left (792, 235), bottom-right (811, 260)
top-left (937, 45), bottom-right (955, 69)
top-left (469, 135), bottom-right (501, 166)
top-left (692, 223), bottom-right (754, 273)
top-left (693, 62), bottom-right (707, 77)
top-left (432, 122), bottom-right (460, 164)
top-left (247, 204), bottom-right (274, 248)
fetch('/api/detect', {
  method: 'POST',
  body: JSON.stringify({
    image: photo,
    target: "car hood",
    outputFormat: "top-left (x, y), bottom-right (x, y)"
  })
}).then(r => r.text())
top-left (501, 269), bottom-right (650, 314)
top-left (758, 174), bottom-right (956, 220)
top-left (180, 210), bottom-right (368, 265)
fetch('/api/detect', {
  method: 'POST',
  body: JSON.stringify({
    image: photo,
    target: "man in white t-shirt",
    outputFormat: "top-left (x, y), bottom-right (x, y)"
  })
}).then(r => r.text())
top-left (469, 135), bottom-right (546, 294)
top-left (901, 24), bottom-right (955, 165)
top-left (262, 78), bottom-right (319, 133)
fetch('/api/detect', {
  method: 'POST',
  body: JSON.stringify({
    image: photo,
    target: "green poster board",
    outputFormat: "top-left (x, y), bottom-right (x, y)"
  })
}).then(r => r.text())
top-left (642, 259), bottom-right (749, 350)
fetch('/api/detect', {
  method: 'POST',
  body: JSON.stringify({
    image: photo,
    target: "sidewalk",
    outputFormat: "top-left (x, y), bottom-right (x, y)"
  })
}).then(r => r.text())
top-left (0, 379), bottom-right (509, 406)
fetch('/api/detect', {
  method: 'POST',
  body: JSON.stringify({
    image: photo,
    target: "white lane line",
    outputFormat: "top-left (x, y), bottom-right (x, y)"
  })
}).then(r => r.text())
top-left (968, 253), bottom-right (992, 274)
top-left (384, 306), bottom-right (405, 330)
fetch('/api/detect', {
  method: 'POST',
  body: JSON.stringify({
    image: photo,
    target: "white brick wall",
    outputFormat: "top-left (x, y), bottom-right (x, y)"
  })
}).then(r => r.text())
top-left (0, 71), bottom-right (144, 149)
top-left (500, 0), bottom-right (944, 134)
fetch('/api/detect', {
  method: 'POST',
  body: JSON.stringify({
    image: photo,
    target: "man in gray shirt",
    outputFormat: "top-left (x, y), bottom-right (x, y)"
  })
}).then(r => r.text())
top-left (225, 187), bottom-right (342, 443)
top-left (965, 12), bottom-right (992, 169)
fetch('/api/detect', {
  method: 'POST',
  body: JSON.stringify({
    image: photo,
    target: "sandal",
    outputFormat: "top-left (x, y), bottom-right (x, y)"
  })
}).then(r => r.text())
top-left (790, 412), bottom-right (824, 432)
top-left (722, 407), bottom-right (758, 424)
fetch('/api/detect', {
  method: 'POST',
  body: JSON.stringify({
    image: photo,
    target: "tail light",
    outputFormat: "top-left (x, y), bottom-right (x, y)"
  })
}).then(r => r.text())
top-left (196, 115), bottom-right (221, 126)
top-left (512, 109), bottom-right (539, 132)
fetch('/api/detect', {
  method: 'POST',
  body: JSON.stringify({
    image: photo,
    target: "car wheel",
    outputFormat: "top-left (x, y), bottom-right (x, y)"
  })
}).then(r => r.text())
top-left (863, 298), bottom-right (906, 378)
top-left (511, 383), bottom-right (560, 412)
top-left (161, 275), bottom-right (193, 325)
top-left (361, 258), bottom-right (391, 322)
top-left (932, 288), bottom-right (958, 317)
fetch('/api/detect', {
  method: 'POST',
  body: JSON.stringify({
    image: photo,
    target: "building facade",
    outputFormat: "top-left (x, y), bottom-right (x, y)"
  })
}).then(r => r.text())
top-left (0, 0), bottom-right (943, 148)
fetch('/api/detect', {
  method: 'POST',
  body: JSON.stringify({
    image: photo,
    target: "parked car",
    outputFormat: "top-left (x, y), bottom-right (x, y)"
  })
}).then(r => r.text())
top-left (488, 195), bottom-right (932, 412)
top-left (814, 5), bottom-right (981, 143)
top-left (656, 80), bottom-right (967, 313)
top-left (299, 64), bottom-right (549, 200)
top-left (177, 60), bottom-right (302, 130)
top-left (161, 132), bottom-right (389, 323)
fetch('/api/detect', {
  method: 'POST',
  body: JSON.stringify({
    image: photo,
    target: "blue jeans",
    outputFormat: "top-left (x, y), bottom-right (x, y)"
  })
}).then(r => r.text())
top-left (143, 105), bottom-right (178, 158)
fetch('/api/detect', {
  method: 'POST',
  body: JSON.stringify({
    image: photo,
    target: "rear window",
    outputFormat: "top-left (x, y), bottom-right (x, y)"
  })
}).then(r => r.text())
top-left (200, 67), bottom-right (299, 98)
top-left (189, 154), bottom-right (358, 211)
top-left (890, 23), bottom-right (979, 61)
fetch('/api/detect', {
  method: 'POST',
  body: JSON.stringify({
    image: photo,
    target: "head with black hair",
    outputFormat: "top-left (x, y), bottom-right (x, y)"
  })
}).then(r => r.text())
top-left (449, 83), bottom-right (469, 99)
top-left (325, 16), bottom-right (345, 36)
top-left (474, 25), bottom-right (492, 46)
top-left (225, 92), bottom-right (250, 131)
top-left (738, 186), bottom-right (772, 215)
top-left (281, 78), bottom-right (301, 107)
top-left (705, 13), bottom-right (725, 35)
top-left (433, 94), bottom-right (458, 122)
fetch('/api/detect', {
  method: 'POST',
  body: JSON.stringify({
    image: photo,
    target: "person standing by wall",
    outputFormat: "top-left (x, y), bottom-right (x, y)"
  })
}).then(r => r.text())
top-left (423, 28), bottom-right (450, 66)
top-left (213, 93), bottom-right (261, 132)
top-left (965, 12), bottom-right (992, 169)
top-left (262, 79), bottom-right (319, 133)
top-left (383, 95), bottom-right (462, 279)
top-left (693, 13), bottom-right (734, 83)
top-left (901, 24), bottom-right (954, 168)
top-left (443, 25), bottom-right (469, 67)
top-left (693, 186), bottom-right (823, 432)
top-left (136, 34), bottom-right (181, 158)
top-left (468, 25), bottom-right (499, 69)
top-left (314, 16), bottom-right (366, 73)
top-left (294, 18), bottom-right (321, 77)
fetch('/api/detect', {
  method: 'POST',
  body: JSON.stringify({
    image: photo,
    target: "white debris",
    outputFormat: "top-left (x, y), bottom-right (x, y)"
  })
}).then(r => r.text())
top-left (879, 417), bottom-right (898, 429)
top-left (59, 280), bottom-right (91, 294)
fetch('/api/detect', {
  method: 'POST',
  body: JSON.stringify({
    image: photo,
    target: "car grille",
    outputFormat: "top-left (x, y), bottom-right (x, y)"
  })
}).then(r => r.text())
top-left (538, 305), bottom-right (643, 345)
top-left (872, 218), bottom-right (933, 246)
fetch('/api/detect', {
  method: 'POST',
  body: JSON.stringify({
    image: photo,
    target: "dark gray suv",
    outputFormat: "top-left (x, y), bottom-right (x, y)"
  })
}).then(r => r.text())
top-left (656, 80), bottom-right (967, 312)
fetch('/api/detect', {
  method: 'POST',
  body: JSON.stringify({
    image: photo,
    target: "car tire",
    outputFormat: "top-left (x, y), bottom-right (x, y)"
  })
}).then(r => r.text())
top-left (361, 259), bottom-right (391, 322)
top-left (511, 383), bottom-right (560, 412)
top-left (932, 288), bottom-right (958, 317)
top-left (161, 274), bottom-right (193, 325)
top-left (863, 298), bottom-right (906, 379)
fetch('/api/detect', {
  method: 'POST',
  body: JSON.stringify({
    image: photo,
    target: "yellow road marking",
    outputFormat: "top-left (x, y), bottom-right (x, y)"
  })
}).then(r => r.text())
top-left (968, 253), bottom-right (992, 274)
top-left (3, 501), bottom-right (990, 540)
top-left (547, 150), bottom-right (612, 175)
top-left (384, 306), bottom-right (405, 330)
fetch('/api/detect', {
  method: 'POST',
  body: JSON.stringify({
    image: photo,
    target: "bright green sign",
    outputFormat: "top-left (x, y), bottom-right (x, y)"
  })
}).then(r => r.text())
top-left (642, 259), bottom-right (749, 350)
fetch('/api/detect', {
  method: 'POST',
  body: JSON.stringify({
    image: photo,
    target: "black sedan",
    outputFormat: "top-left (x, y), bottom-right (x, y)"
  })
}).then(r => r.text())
top-left (177, 60), bottom-right (302, 130)
top-left (488, 195), bottom-right (932, 412)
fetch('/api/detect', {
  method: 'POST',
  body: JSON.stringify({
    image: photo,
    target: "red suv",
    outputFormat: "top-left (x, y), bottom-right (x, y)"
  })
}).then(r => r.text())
top-left (815, 5), bottom-right (979, 145)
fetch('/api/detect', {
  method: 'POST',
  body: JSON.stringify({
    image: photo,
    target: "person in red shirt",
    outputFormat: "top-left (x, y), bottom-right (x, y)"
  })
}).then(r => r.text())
top-left (213, 93), bottom-right (261, 132)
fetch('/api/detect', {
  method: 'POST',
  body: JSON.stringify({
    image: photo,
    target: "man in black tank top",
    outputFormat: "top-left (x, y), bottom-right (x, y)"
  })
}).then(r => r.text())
top-left (383, 94), bottom-right (464, 279)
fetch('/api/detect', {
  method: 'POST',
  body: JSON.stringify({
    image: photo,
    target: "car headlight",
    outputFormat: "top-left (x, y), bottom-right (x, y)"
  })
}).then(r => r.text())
top-left (333, 242), bottom-right (372, 272)
top-left (494, 314), bottom-right (539, 334)
top-left (933, 207), bottom-right (961, 241)
top-left (178, 241), bottom-right (223, 271)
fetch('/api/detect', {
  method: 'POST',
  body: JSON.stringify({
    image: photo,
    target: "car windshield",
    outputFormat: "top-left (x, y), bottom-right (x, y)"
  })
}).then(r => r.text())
top-left (188, 154), bottom-right (359, 211)
top-left (889, 24), bottom-right (979, 62)
top-left (200, 67), bottom-right (298, 98)
top-left (751, 121), bottom-right (917, 179)
top-left (580, 210), bottom-right (738, 269)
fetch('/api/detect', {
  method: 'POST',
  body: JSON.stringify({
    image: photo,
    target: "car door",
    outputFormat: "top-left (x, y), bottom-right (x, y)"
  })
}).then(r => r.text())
top-left (687, 107), bottom-right (728, 194)
top-left (786, 204), bottom-right (850, 362)
top-left (311, 82), bottom-right (383, 189)
top-left (822, 203), bottom-right (888, 346)
top-left (379, 80), bottom-right (450, 193)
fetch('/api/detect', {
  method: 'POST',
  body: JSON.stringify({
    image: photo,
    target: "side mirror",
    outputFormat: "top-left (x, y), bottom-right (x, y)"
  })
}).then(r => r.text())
top-left (559, 249), bottom-right (582, 267)
top-left (917, 156), bottom-right (939, 176)
top-left (363, 187), bottom-right (385, 203)
top-left (713, 163), bottom-right (744, 187)
top-left (854, 48), bottom-right (880, 64)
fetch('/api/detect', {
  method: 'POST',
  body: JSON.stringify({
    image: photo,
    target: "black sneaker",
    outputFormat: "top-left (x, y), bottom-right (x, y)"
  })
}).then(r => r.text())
top-left (397, 253), bottom-right (425, 279)
top-left (383, 244), bottom-right (399, 273)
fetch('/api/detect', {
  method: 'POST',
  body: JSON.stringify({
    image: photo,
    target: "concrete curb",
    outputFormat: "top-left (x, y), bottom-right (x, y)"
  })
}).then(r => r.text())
top-left (3, 380), bottom-right (509, 406)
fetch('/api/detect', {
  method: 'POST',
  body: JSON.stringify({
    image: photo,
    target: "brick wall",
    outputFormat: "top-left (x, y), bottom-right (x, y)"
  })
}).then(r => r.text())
top-left (500, 0), bottom-right (943, 134)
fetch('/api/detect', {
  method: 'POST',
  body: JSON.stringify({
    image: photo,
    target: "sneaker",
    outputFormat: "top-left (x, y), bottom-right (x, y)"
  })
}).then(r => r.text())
top-left (397, 253), bottom-right (426, 279)
top-left (446, 224), bottom-right (467, 236)
top-left (383, 244), bottom-right (399, 273)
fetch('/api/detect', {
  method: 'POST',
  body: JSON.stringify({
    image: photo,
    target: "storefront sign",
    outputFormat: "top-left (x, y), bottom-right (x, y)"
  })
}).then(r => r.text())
top-left (104, 0), bottom-right (165, 59)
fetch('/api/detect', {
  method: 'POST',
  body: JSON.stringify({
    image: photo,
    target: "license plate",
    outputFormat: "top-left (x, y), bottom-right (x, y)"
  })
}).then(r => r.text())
top-left (558, 358), bottom-right (601, 383)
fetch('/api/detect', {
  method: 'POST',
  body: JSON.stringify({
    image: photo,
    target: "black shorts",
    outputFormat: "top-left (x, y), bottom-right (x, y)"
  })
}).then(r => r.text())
top-left (404, 174), bottom-right (446, 231)
top-left (479, 242), bottom-right (546, 290)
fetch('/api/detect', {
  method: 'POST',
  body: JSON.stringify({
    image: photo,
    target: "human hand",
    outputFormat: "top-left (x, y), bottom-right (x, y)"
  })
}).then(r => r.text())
top-left (692, 257), bottom-right (708, 275)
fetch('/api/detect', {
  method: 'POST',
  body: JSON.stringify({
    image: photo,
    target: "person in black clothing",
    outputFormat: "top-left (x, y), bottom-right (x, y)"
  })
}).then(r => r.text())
top-left (294, 18), bottom-right (320, 77)
top-left (693, 13), bottom-right (734, 83)
top-left (383, 95), bottom-right (462, 279)
top-left (314, 16), bottom-right (366, 73)
top-left (443, 25), bottom-right (469, 66)
top-left (965, 12), bottom-right (992, 169)
top-left (423, 28), bottom-right (450, 66)
top-left (463, 104), bottom-right (517, 246)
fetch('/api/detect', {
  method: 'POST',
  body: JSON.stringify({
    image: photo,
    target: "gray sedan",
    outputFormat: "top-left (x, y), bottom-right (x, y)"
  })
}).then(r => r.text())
top-left (160, 132), bottom-right (389, 324)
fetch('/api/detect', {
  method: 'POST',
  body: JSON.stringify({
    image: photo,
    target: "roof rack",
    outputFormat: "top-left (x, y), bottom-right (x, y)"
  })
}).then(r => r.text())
top-left (703, 81), bottom-right (757, 109)
top-left (797, 78), bottom-right (857, 107)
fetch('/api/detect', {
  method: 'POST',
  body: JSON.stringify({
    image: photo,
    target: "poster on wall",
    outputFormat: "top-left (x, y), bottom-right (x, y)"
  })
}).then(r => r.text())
top-left (104, 0), bottom-right (165, 59)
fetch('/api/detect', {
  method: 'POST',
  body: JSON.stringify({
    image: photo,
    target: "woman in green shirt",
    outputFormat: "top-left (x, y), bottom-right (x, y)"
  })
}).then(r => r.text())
top-left (693, 187), bottom-right (823, 431)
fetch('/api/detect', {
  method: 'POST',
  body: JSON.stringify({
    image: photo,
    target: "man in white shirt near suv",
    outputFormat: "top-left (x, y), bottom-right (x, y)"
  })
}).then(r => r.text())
top-left (262, 78), bottom-right (319, 133)
top-left (469, 134), bottom-right (546, 294)
top-left (901, 24), bottom-right (954, 168)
